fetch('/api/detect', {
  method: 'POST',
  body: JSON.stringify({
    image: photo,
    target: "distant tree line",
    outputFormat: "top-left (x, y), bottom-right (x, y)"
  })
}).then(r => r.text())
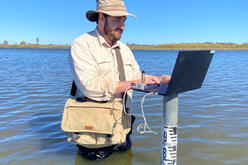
top-left (0, 38), bottom-right (69, 49)
top-left (3, 40), bottom-right (8, 45)
top-left (1, 37), bottom-right (40, 45)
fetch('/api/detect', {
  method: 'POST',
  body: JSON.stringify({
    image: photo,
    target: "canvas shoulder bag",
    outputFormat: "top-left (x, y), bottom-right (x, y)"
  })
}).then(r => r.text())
top-left (61, 96), bottom-right (131, 148)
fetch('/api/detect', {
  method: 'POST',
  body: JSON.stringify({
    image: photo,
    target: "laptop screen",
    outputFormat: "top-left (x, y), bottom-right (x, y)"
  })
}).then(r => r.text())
top-left (165, 50), bottom-right (214, 96)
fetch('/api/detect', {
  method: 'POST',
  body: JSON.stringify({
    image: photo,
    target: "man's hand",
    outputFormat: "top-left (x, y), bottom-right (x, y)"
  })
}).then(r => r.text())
top-left (145, 76), bottom-right (160, 84)
top-left (145, 75), bottom-right (171, 84)
top-left (159, 75), bottom-right (171, 84)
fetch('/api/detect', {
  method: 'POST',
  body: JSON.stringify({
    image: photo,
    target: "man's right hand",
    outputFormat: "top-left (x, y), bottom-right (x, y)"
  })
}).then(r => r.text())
top-left (159, 75), bottom-right (171, 84)
top-left (145, 76), bottom-right (160, 84)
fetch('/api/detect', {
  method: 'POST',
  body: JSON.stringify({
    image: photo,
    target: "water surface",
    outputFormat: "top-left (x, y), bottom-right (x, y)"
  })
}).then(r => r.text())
top-left (0, 48), bottom-right (248, 165)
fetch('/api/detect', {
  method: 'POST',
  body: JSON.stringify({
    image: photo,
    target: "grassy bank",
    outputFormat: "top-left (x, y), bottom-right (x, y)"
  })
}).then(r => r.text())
top-left (0, 44), bottom-right (69, 49)
top-left (128, 43), bottom-right (248, 50)
top-left (1, 43), bottom-right (248, 50)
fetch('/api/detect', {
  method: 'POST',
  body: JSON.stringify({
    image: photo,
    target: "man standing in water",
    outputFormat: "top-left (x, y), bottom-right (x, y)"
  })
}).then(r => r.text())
top-left (68, 0), bottom-right (170, 160)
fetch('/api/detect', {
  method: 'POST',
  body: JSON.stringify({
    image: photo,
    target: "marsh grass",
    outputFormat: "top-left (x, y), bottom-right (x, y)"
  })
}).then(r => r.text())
top-left (128, 43), bottom-right (248, 50)
top-left (1, 42), bottom-right (248, 50)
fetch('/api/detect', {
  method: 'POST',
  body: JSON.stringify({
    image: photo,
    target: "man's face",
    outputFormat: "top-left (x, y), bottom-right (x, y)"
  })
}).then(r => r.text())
top-left (103, 15), bottom-right (127, 44)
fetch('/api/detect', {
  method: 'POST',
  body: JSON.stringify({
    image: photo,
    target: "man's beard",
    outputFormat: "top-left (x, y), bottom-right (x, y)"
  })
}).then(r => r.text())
top-left (104, 21), bottom-right (123, 45)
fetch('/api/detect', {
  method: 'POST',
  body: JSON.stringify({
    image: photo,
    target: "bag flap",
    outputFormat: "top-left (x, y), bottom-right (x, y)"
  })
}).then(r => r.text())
top-left (61, 98), bottom-right (124, 134)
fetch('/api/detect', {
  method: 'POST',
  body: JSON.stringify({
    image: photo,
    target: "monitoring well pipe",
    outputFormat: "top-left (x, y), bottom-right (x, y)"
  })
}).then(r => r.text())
top-left (161, 94), bottom-right (178, 165)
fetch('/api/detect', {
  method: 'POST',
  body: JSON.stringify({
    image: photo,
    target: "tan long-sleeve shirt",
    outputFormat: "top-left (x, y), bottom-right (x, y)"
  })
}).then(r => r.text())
top-left (69, 28), bottom-right (141, 102)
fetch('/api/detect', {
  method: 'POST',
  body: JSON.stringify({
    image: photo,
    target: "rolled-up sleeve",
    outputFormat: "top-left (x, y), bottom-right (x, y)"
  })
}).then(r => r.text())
top-left (69, 40), bottom-right (117, 101)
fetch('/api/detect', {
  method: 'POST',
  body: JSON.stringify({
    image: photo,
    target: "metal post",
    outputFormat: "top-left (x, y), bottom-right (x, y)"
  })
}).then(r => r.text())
top-left (161, 94), bottom-right (178, 165)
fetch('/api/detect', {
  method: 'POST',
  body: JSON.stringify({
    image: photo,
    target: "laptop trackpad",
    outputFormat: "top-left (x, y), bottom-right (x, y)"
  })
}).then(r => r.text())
top-left (145, 83), bottom-right (168, 95)
top-left (158, 83), bottom-right (168, 95)
top-left (145, 84), bottom-right (160, 92)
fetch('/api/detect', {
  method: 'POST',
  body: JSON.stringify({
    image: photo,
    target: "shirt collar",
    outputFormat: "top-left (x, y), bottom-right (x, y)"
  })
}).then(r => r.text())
top-left (95, 28), bottom-right (120, 49)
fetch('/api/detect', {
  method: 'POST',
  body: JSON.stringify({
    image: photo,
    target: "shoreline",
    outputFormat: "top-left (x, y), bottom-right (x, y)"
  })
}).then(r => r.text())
top-left (1, 43), bottom-right (248, 50)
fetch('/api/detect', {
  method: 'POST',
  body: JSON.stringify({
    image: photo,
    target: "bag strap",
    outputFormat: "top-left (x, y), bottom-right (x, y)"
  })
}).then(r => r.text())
top-left (70, 81), bottom-right (77, 97)
top-left (70, 46), bottom-right (126, 98)
top-left (115, 46), bottom-right (126, 81)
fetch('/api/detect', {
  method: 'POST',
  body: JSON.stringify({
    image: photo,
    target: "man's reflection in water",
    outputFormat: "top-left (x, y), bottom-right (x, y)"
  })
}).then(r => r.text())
top-left (74, 148), bottom-right (133, 165)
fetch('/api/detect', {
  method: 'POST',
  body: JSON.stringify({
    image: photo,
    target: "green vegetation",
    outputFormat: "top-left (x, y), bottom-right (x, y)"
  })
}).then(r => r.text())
top-left (128, 42), bottom-right (248, 50)
top-left (1, 41), bottom-right (248, 50)
top-left (0, 44), bottom-right (69, 49)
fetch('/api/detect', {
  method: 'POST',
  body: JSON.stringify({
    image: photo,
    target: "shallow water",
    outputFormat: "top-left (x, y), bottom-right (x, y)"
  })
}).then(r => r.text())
top-left (0, 48), bottom-right (248, 165)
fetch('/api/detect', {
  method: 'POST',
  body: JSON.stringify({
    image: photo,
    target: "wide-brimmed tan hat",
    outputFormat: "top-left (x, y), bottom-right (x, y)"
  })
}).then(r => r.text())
top-left (86, 0), bottom-right (136, 22)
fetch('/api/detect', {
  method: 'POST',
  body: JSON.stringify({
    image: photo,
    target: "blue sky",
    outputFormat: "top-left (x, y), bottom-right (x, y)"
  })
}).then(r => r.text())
top-left (0, 0), bottom-right (247, 45)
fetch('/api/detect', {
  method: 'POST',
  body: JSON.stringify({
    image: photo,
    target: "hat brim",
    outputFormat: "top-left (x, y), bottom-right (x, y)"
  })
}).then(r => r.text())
top-left (86, 10), bottom-right (136, 22)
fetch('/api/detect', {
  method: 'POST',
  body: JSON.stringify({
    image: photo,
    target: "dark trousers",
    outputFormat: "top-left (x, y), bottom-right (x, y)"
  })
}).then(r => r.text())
top-left (77, 115), bottom-right (135, 160)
